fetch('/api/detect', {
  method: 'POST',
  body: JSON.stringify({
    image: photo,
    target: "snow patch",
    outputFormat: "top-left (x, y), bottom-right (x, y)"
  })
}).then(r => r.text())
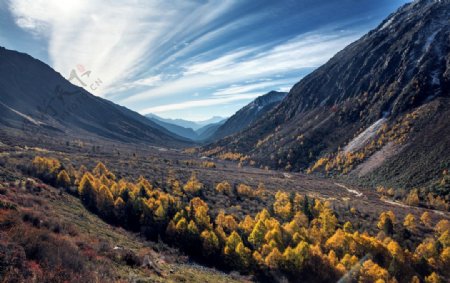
top-left (380, 17), bottom-right (395, 31)
top-left (424, 30), bottom-right (439, 52)
top-left (344, 118), bottom-right (386, 153)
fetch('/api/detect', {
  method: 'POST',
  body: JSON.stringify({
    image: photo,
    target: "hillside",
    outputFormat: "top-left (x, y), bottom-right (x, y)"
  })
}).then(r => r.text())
top-left (210, 91), bottom-right (287, 141)
top-left (0, 47), bottom-right (190, 148)
top-left (203, 0), bottom-right (450, 188)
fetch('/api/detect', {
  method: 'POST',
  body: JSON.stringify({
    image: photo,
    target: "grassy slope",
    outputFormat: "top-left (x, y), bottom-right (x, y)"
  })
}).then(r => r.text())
top-left (0, 179), bottom-right (247, 283)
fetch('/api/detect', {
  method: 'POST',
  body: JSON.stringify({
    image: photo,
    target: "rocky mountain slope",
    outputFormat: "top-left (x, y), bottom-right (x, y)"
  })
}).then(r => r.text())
top-left (209, 91), bottom-right (287, 141)
top-left (0, 47), bottom-right (190, 147)
top-left (204, 0), bottom-right (450, 188)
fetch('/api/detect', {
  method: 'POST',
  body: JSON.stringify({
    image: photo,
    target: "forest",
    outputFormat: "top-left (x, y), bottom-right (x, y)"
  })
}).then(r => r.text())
top-left (26, 156), bottom-right (449, 283)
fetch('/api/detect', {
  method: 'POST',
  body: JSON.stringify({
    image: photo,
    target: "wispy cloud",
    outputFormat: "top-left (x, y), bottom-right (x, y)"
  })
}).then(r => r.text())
top-left (6, 0), bottom-right (405, 119)
top-left (122, 31), bottom-right (359, 105)
top-left (140, 92), bottom-right (262, 114)
top-left (7, 0), bottom-right (237, 96)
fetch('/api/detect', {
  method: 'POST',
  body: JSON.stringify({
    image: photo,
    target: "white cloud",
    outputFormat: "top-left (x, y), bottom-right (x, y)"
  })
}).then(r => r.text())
top-left (123, 31), bottom-right (359, 104)
top-left (213, 79), bottom-right (293, 96)
top-left (8, 0), bottom-right (363, 118)
top-left (8, 0), bottom-right (237, 96)
top-left (140, 92), bottom-right (262, 114)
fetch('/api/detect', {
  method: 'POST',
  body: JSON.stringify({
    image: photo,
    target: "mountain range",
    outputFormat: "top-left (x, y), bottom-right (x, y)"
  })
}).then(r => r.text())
top-left (145, 114), bottom-right (225, 131)
top-left (0, 47), bottom-right (190, 147)
top-left (146, 91), bottom-right (287, 142)
top-left (203, 0), bottom-right (450, 188)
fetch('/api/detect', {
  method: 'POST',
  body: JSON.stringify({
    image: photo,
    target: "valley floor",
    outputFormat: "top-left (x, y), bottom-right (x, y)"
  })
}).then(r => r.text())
top-left (0, 136), bottom-right (448, 282)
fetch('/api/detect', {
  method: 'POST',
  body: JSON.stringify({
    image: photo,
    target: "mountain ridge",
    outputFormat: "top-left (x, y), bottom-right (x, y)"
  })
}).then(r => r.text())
top-left (203, 0), bottom-right (450, 187)
top-left (0, 46), bottom-right (191, 148)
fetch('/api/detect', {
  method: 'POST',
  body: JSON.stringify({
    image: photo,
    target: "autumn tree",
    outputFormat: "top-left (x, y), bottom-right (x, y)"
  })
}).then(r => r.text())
top-left (273, 191), bottom-right (292, 221)
top-left (239, 215), bottom-right (255, 235)
top-left (114, 197), bottom-right (126, 225)
top-left (248, 220), bottom-right (268, 249)
top-left (56, 169), bottom-right (71, 188)
top-left (403, 213), bottom-right (416, 231)
top-left (421, 211), bottom-right (432, 227)
top-left (97, 185), bottom-right (115, 221)
top-left (215, 212), bottom-right (238, 234)
top-left (265, 247), bottom-right (283, 269)
top-left (377, 211), bottom-right (395, 235)
top-left (215, 181), bottom-right (232, 195)
top-left (405, 190), bottom-right (420, 206)
top-left (318, 207), bottom-right (338, 237)
top-left (283, 241), bottom-right (309, 272)
top-left (183, 173), bottom-right (203, 195)
top-left (343, 221), bottom-right (353, 233)
top-left (224, 231), bottom-right (245, 268)
top-left (78, 173), bottom-right (97, 210)
top-left (358, 259), bottom-right (389, 282)
top-left (200, 230), bottom-right (220, 256)
top-left (93, 161), bottom-right (108, 177)
top-left (425, 272), bottom-right (442, 283)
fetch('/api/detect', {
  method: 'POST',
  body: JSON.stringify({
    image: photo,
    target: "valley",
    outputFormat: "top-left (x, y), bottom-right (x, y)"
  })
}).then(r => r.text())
top-left (0, 0), bottom-right (449, 282)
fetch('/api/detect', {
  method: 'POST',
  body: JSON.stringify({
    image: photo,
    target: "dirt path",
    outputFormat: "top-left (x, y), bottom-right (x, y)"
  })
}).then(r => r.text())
top-left (334, 182), bottom-right (364, 197)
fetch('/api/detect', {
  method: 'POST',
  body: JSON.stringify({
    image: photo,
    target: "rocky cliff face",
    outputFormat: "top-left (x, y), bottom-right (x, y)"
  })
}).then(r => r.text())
top-left (204, 0), bottom-right (450, 187)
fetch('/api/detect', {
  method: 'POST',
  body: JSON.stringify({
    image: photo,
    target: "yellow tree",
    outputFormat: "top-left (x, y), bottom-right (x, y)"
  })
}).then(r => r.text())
top-left (239, 215), bottom-right (255, 235)
top-left (78, 173), bottom-right (97, 210)
top-left (248, 220), bottom-right (268, 249)
top-left (377, 211), bottom-right (395, 235)
top-left (420, 212), bottom-right (432, 227)
top-left (97, 185), bottom-right (115, 220)
top-left (273, 191), bottom-right (292, 221)
top-left (326, 229), bottom-right (347, 256)
top-left (56, 169), bottom-right (71, 187)
top-left (387, 240), bottom-right (404, 262)
top-left (114, 197), bottom-right (126, 224)
top-left (343, 221), bottom-right (353, 233)
top-left (318, 207), bottom-right (338, 237)
top-left (264, 222), bottom-right (283, 249)
top-left (236, 242), bottom-right (252, 268)
top-left (283, 241), bottom-right (309, 272)
top-left (265, 247), bottom-right (283, 269)
top-left (215, 211), bottom-right (238, 234)
top-left (403, 213), bottom-right (416, 231)
top-left (425, 272), bottom-right (442, 283)
top-left (183, 173), bottom-right (203, 195)
top-left (200, 230), bottom-right (219, 256)
top-left (224, 231), bottom-right (244, 268)
top-left (358, 259), bottom-right (389, 282)
top-left (215, 181), bottom-right (232, 195)
top-left (93, 161), bottom-right (109, 177)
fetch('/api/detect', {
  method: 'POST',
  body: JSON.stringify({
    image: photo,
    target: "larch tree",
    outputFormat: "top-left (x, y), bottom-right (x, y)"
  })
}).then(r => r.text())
top-left (248, 220), bottom-right (268, 249)
top-left (420, 211), bottom-right (432, 227)
top-left (78, 173), bottom-right (97, 210)
top-left (56, 169), bottom-right (71, 188)
top-left (403, 213), bottom-right (416, 231)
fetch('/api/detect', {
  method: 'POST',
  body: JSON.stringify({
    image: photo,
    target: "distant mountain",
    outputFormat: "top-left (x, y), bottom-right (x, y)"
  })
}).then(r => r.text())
top-left (0, 47), bottom-right (190, 147)
top-left (146, 114), bottom-right (226, 131)
top-left (204, 0), bottom-right (450, 187)
top-left (146, 115), bottom-right (199, 141)
top-left (197, 120), bottom-right (227, 141)
top-left (209, 91), bottom-right (287, 141)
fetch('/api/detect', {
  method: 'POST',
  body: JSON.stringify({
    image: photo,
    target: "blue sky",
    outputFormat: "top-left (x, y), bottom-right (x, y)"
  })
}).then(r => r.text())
top-left (0, 0), bottom-right (410, 121)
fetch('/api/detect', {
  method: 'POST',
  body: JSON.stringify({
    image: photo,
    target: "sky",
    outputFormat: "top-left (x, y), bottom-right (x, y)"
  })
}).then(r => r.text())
top-left (0, 0), bottom-right (410, 121)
